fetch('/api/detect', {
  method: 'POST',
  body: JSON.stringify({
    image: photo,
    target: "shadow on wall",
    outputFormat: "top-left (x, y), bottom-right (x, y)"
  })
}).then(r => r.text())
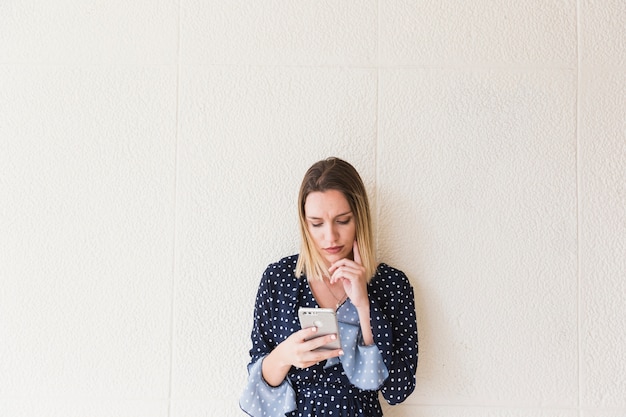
top-left (376, 188), bottom-right (458, 416)
top-left (376, 186), bottom-right (471, 417)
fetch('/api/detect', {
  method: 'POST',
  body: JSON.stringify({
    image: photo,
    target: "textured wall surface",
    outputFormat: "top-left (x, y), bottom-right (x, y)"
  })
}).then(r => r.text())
top-left (0, 1), bottom-right (624, 417)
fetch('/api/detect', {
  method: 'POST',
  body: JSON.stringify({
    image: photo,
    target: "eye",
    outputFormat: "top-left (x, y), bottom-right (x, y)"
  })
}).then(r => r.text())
top-left (337, 217), bottom-right (352, 225)
top-left (310, 222), bottom-right (323, 228)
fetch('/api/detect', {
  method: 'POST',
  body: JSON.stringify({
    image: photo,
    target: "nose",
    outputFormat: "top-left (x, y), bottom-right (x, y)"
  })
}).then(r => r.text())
top-left (324, 223), bottom-right (339, 244)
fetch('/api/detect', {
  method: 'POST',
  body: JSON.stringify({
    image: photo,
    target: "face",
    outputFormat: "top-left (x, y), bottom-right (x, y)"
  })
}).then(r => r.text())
top-left (304, 189), bottom-right (356, 267)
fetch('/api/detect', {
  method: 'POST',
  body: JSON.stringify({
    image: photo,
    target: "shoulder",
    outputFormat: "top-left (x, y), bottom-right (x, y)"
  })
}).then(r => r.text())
top-left (369, 263), bottom-right (414, 298)
top-left (263, 254), bottom-right (299, 277)
top-left (373, 263), bottom-right (411, 285)
top-left (256, 254), bottom-right (302, 307)
top-left (259, 254), bottom-right (300, 288)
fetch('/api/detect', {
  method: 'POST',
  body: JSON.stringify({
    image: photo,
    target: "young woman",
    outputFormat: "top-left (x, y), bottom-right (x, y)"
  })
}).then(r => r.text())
top-left (240, 157), bottom-right (418, 417)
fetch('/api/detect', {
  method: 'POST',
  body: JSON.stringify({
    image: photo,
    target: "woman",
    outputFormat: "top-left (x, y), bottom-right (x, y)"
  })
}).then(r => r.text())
top-left (240, 157), bottom-right (418, 417)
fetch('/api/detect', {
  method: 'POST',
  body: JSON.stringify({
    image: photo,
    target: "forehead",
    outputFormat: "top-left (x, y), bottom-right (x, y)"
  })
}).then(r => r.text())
top-left (304, 190), bottom-right (351, 217)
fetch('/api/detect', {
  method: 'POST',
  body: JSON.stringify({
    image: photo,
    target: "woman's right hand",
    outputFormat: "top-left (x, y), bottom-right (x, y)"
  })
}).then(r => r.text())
top-left (262, 327), bottom-right (343, 386)
top-left (282, 326), bottom-right (343, 368)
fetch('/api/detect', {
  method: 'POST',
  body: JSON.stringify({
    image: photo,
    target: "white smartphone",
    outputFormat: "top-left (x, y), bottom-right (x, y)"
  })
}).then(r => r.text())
top-left (298, 307), bottom-right (341, 351)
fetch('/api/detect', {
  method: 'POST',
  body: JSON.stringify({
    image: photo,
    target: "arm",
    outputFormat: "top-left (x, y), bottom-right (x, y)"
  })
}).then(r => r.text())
top-left (329, 245), bottom-right (418, 400)
top-left (247, 265), bottom-right (342, 383)
top-left (262, 326), bottom-right (343, 387)
top-left (330, 240), bottom-right (373, 345)
top-left (356, 304), bottom-right (374, 345)
top-left (241, 267), bottom-right (296, 416)
top-left (370, 267), bottom-right (418, 404)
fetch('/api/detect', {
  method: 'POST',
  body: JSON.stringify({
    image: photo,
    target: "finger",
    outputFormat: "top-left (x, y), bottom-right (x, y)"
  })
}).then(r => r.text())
top-left (307, 333), bottom-right (340, 351)
top-left (328, 261), bottom-right (340, 274)
top-left (296, 328), bottom-right (340, 351)
top-left (330, 267), bottom-right (347, 283)
top-left (298, 325), bottom-right (317, 333)
top-left (353, 240), bottom-right (362, 265)
top-left (330, 268), bottom-right (349, 284)
top-left (316, 348), bottom-right (344, 360)
top-left (296, 348), bottom-right (343, 368)
top-left (330, 264), bottom-right (361, 282)
top-left (294, 326), bottom-right (319, 343)
top-left (330, 268), bottom-right (359, 284)
top-left (329, 258), bottom-right (358, 275)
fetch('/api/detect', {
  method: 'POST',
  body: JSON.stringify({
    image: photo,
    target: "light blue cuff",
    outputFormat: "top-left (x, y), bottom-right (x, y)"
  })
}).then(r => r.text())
top-left (239, 356), bottom-right (296, 417)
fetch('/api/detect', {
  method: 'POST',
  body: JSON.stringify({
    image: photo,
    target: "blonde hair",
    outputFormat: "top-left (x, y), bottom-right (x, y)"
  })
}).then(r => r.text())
top-left (295, 157), bottom-right (376, 282)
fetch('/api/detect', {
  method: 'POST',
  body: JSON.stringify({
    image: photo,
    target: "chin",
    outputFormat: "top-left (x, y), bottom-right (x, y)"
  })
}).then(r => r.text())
top-left (326, 253), bottom-right (347, 264)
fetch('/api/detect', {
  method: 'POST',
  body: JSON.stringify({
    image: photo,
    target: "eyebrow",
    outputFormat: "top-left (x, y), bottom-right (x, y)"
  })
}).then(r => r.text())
top-left (306, 211), bottom-right (353, 220)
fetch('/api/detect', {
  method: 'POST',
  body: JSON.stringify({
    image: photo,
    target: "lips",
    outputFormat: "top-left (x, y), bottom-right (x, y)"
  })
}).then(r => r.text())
top-left (324, 246), bottom-right (343, 255)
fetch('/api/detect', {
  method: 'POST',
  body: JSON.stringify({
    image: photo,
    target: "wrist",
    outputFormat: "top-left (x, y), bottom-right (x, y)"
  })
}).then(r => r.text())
top-left (355, 300), bottom-right (370, 309)
top-left (353, 299), bottom-right (371, 311)
top-left (271, 343), bottom-right (293, 369)
top-left (262, 347), bottom-right (291, 387)
top-left (356, 304), bottom-right (371, 321)
top-left (356, 304), bottom-right (374, 346)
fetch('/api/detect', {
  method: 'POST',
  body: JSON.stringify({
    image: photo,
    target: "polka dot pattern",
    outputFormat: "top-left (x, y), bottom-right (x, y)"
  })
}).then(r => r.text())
top-left (240, 255), bottom-right (418, 417)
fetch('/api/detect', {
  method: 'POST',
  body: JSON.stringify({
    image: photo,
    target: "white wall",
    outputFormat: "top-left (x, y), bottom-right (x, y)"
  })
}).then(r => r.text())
top-left (1, 1), bottom-right (624, 416)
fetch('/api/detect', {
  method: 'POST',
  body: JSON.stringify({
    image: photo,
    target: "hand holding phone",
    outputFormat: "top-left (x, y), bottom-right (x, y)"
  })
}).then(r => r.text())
top-left (298, 307), bottom-right (341, 351)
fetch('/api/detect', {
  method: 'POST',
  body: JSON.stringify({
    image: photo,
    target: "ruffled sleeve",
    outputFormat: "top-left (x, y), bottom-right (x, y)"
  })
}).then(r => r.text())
top-left (239, 356), bottom-right (296, 417)
top-left (325, 300), bottom-right (389, 390)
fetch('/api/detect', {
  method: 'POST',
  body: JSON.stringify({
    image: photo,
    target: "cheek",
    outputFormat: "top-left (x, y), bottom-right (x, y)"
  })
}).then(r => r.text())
top-left (343, 222), bottom-right (356, 236)
top-left (307, 227), bottom-right (322, 246)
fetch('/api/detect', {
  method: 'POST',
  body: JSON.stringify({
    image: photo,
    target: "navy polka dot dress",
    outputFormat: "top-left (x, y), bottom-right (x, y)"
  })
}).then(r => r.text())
top-left (240, 255), bottom-right (418, 417)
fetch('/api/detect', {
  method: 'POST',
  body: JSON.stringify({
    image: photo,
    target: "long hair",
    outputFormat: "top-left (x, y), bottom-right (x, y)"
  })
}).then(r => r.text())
top-left (295, 157), bottom-right (376, 282)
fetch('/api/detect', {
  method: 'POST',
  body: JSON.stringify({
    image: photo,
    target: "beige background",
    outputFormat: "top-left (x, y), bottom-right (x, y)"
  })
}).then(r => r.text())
top-left (1, 1), bottom-right (625, 416)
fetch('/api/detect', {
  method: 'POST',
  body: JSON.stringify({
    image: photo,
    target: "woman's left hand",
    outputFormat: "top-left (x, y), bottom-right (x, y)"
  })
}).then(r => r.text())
top-left (328, 240), bottom-right (369, 308)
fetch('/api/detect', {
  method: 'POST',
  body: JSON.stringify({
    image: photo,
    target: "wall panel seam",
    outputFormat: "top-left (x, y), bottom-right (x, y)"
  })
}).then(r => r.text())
top-left (167, 1), bottom-right (183, 415)
top-left (575, 0), bottom-right (582, 413)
